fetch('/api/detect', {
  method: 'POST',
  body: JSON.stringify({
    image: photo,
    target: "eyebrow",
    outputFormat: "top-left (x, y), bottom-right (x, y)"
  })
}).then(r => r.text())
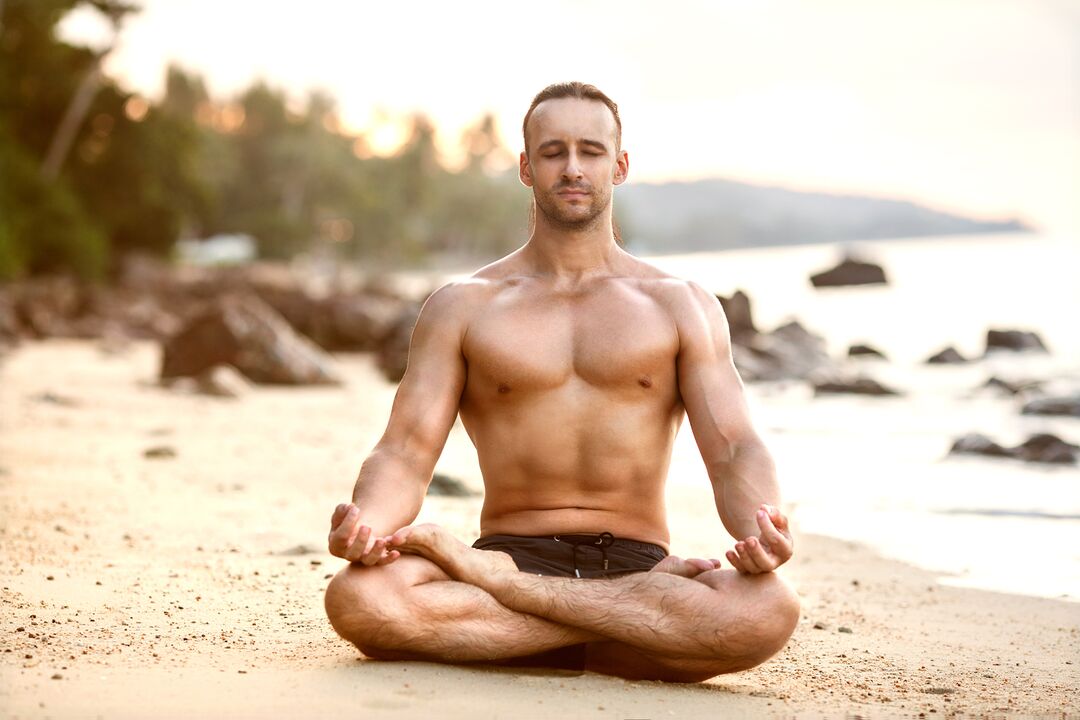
top-left (536, 138), bottom-right (609, 153)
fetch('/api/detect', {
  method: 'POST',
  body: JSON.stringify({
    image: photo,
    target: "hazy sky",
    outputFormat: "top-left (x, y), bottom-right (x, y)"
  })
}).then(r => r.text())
top-left (61, 0), bottom-right (1079, 235)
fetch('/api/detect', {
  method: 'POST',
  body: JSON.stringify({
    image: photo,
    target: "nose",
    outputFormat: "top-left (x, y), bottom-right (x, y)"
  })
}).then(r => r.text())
top-left (561, 151), bottom-right (584, 181)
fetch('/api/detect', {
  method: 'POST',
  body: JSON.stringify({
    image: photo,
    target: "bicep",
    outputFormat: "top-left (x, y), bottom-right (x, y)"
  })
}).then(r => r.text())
top-left (376, 285), bottom-right (468, 470)
top-left (675, 285), bottom-right (759, 469)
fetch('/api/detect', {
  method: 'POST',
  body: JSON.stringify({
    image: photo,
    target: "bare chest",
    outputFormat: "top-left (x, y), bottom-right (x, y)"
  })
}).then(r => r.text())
top-left (462, 282), bottom-right (679, 395)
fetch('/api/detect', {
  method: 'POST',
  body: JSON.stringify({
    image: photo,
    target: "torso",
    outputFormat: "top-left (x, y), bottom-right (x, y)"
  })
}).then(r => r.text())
top-left (456, 252), bottom-right (689, 549)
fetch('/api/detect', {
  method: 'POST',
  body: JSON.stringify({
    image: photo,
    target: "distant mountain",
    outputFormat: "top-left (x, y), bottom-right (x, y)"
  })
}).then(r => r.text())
top-left (615, 178), bottom-right (1030, 254)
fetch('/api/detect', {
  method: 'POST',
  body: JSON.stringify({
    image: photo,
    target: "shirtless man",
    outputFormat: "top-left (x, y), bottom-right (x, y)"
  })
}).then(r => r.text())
top-left (323, 82), bottom-right (799, 682)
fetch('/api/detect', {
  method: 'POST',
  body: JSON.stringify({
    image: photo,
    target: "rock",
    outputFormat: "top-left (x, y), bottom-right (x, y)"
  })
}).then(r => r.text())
top-left (322, 293), bottom-right (409, 352)
top-left (143, 446), bottom-right (177, 459)
top-left (427, 473), bottom-right (480, 497)
top-left (194, 365), bottom-right (251, 399)
top-left (848, 344), bottom-right (887, 359)
top-left (985, 329), bottom-right (1048, 354)
top-left (810, 257), bottom-right (887, 288)
top-left (1012, 433), bottom-right (1078, 464)
top-left (949, 432), bottom-right (1078, 464)
top-left (160, 294), bottom-right (342, 386)
top-left (716, 290), bottom-right (757, 342)
top-left (949, 433), bottom-right (1012, 458)
top-left (813, 375), bottom-right (901, 396)
top-left (740, 321), bottom-right (834, 382)
top-left (926, 346), bottom-right (968, 364)
top-left (838, 626), bottom-right (853, 634)
top-left (982, 376), bottom-right (1043, 396)
top-left (812, 622), bottom-right (827, 630)
top-left (1021, 394), bottom-right (1080, 418)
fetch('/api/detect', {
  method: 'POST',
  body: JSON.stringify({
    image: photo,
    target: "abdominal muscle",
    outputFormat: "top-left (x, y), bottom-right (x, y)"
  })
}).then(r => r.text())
top-left (460, 393), bottom-right (682, 550)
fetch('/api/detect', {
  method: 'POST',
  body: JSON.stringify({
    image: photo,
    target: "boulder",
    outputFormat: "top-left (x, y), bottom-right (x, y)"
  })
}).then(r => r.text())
top-left (926, 346), bottom-right (968, 364)
top-left (981, 376), bottom-right (1043, 396)
top-left (375, 302), bottom-right (423, 383)
top-left (810, 258), bottom-right (887, 288)
top-left (949, 433), bottom-right (1012, 458)
top-left (848, 344), bottom-right (887, 359)
top-left (160, 294), bottom-right (342, 386)
top-left (739, 321), bottom-right (834, 382)
top-left (1012, 433), bottom-right (1078, 464)
top-left (1021, 394), bottom-right (1080, 418)
top-left (716, 290), bottom-right (757, 343)
top-left (985, 329), bottom-right (1048, 354)
top-left (812, 375), bottom-right (901, 397)
top-left (427, 473), bottom-right (481, 497)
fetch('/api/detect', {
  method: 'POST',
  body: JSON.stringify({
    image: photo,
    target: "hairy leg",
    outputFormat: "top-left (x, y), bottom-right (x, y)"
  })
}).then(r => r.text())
top-left (324, 553), bottom-right (600, 663)
top-left (391, 524), bottom-right (800, 678)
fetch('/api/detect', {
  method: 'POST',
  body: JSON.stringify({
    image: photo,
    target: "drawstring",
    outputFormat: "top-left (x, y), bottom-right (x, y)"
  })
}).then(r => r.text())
top-left (554, 532), bottom-right (615, 578)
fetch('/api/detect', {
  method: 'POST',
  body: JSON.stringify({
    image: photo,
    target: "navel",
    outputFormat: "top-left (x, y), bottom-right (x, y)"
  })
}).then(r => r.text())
top-left (497, 383), bottom-right (511, 394)
top-left (637, 376), bottom-right (652, 388)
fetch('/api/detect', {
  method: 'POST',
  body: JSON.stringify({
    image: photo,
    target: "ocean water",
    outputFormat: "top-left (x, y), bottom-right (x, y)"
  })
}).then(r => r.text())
top-left (646, 232), bottom-right (1080, 601)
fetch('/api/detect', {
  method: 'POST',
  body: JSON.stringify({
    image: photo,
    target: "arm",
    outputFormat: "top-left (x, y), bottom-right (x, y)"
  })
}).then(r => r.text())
top-left (328, 282), bottom-right (471, 563)
top-left (674, 282), bottom-right (793, 573)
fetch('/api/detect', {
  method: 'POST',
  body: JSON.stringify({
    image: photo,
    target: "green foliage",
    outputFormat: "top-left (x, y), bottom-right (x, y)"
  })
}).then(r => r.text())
top-left (1, 0), bottom-right (544, 278)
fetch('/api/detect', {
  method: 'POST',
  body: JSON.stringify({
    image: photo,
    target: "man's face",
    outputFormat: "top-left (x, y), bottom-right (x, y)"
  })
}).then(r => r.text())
top-left (520, 97), bottom-right (628, 232)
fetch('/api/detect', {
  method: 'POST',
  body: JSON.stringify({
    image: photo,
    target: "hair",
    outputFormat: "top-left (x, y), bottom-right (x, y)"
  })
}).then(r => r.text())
top-left (522, 82), bottom-right (624, 244)
top-left (521, 81), bottom-right (622, 157)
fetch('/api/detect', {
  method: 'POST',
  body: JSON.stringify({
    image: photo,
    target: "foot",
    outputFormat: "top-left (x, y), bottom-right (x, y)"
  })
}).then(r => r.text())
top-left (389, 523), bottom-right (518, 587)
top-left (651, 555), bottom-right (722, 579)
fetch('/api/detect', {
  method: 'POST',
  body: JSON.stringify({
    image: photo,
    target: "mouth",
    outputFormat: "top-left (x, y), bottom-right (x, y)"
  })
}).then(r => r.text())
top-left (557, 189), bottom-right (590, 198)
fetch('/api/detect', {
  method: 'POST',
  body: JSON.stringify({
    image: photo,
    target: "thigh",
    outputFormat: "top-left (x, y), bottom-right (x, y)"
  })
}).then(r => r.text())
top-left (584, 640), bottom-right (742, 682)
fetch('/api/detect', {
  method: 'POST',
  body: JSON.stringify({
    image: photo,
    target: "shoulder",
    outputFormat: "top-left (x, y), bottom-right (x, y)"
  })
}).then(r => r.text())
top-left (619, 260), bottom-right (726, 328)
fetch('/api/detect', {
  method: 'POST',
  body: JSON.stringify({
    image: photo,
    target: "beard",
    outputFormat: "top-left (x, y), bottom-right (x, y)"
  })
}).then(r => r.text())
top-left (533, 182), bottom-right (611, 232)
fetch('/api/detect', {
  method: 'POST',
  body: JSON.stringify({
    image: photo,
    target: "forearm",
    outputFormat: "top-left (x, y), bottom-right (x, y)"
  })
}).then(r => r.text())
top-left (351, 445), bottom-right (431, 536)
top-left (712, 438), bottom-right (780, 540)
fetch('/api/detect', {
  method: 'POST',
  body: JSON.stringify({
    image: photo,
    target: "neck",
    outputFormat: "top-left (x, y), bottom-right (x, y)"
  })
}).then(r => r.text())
top-left (524, 204), bottom-right (623, 280)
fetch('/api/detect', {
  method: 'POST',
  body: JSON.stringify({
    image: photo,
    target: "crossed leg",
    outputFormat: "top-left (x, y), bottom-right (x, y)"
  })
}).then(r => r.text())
top-left (324, 524), bottom-right (800, 682)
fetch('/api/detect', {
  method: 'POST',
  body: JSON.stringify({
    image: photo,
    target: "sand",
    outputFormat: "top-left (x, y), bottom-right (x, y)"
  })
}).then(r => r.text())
top-left (1, 339), bottom-right (1077, 719)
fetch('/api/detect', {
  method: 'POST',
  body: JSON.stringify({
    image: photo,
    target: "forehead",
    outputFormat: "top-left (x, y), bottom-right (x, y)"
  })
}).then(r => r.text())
top-left (527, 97), bottom-right (617, 149)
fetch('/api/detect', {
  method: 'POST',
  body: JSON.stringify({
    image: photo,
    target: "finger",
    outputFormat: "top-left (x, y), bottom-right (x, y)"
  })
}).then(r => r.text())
top-left (345, 525), bottom-right (373, 562)
top-left (361, 537), bottom-right (387, 566)
top-left (710, 558), bottom-right (723, 569)
top-left (726, 549), bottom-right (747, 573)
top-left (735, 541), bottom-right (764, 574)
top-left (375, 550), bottom-right (400, 566)
top-left (744, 536), bottom-right (776, 572)
top-left (756, 509), bottom-right (788, 555)
top-left (766, 504), bottom-right (789, 532)
top-left (330, 504), bottom-right (349, 530)
top-left (328, 507), bottom-right (360, 555)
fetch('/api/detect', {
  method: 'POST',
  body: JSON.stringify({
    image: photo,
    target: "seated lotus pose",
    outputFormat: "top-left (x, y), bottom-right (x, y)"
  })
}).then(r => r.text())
top-left (323, 81), bottom-right (799, 682)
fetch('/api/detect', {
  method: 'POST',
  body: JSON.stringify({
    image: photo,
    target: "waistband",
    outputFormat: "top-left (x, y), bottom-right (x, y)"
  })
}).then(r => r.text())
top-left (477, 532), bottom-right (666, 554)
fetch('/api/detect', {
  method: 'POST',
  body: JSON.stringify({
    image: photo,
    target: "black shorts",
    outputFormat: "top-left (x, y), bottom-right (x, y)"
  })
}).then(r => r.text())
top-left (471, 532), bottom-right (667, 579)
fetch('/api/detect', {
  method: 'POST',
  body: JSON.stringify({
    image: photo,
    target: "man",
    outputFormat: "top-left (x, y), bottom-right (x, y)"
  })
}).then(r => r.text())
top-left (323, 82), bottom-right (799, 682)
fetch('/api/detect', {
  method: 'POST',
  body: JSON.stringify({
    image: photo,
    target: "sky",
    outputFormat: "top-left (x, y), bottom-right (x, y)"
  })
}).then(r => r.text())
top-left (59, 0), bottom-right (1080, 236)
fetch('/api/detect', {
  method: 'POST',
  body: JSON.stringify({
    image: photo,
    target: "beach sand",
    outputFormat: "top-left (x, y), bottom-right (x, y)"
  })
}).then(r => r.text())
top-left (1, 340), bottom-right (1077, 718)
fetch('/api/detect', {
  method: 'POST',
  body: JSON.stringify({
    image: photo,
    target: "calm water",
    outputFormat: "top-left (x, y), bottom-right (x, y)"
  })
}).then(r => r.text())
top-left (646, 232), bottom-right (1080, 600)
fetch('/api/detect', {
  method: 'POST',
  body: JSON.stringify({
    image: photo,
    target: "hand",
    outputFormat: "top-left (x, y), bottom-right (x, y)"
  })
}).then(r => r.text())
top-left (327, 503), bottom-right (401, 566)
top-left (725, 504), bottom-right (793, 574)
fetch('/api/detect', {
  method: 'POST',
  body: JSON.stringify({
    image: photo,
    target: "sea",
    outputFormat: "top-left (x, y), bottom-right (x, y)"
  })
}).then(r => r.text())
top-left (650, 232), bottom-right (1080, 602)
top-left (399, 231), bottom-right (1080, 601)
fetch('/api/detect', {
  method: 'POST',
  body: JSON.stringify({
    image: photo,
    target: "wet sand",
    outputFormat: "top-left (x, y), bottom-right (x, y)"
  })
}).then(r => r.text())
top-left (1, 340), bottom-right (1077, 718)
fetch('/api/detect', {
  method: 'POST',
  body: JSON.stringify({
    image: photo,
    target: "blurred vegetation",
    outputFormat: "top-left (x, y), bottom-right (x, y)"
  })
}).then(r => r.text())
top-left (0, 0), bottom-right (537, 281)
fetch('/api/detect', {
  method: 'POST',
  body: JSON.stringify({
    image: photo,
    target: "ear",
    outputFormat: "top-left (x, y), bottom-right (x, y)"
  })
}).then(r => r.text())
top-left (612, 149), bottom-right (629, 187)
top-left (519, 150), bottom-right (533, 188)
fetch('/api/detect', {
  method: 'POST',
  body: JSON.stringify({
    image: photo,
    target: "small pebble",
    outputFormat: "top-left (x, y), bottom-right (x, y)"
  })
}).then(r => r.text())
top-left (46, 575), bottom-right (54, 581)
top-left (839, 626), bottom-right (853, 634)
top-left (51, 673), bottom-right (62, 680)
top-left (813, 622), bottom-right (827, 630)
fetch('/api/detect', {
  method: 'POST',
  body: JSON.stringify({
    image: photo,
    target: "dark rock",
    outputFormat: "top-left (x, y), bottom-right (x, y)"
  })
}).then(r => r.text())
top-left (838, 626), bottom-right (853, 634)
top-left (1021, 394), bottom-right (1080, 418)
top-left (716, 290), bottom-right (757, 342)
top-left (985, 329), bottom-right (1048, 354)
top-left (848, 344), bottom-right (887, 359)
top-left (810, 257), bottom-right (887, 288)
top-left (1012, 433), bottom-right (1078, 464)
top-left (739, 321), bottom-right (834, 382)
top-left (949, 433), bottom-right (1012, 458)
top-left (982, 376), bottom-right (1043, 396)
top-left (427, 473), bottom-right (480, 497)
top-left (322, 293), bottom-right (408, 352)
top-left (812, 622), bottom-right (827, 630)
top-left (926, 346), bottom-right (968, 364)
top-left (813, 376), bottom-right (901, 396)
top-left (143, 446), bottom-right (177, 459)
top-left (160, 294), bottom-right (342, 386)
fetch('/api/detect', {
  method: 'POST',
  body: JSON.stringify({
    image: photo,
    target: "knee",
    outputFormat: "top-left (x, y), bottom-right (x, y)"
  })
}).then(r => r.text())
top-left (324, 564), bottom-right (404, 657)
top-left (731, 573), bottom-right (800, 670)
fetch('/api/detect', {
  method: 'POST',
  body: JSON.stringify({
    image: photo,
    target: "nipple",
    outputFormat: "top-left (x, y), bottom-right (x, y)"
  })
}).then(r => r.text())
top-left (637, 376), bottom-right (652, 388)
top-left (497, 383), bottom-right (511, 394)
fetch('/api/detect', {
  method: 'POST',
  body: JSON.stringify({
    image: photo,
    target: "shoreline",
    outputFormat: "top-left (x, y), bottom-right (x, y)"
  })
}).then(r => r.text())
top-left (1, 339), bottom-right (1077, 717)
